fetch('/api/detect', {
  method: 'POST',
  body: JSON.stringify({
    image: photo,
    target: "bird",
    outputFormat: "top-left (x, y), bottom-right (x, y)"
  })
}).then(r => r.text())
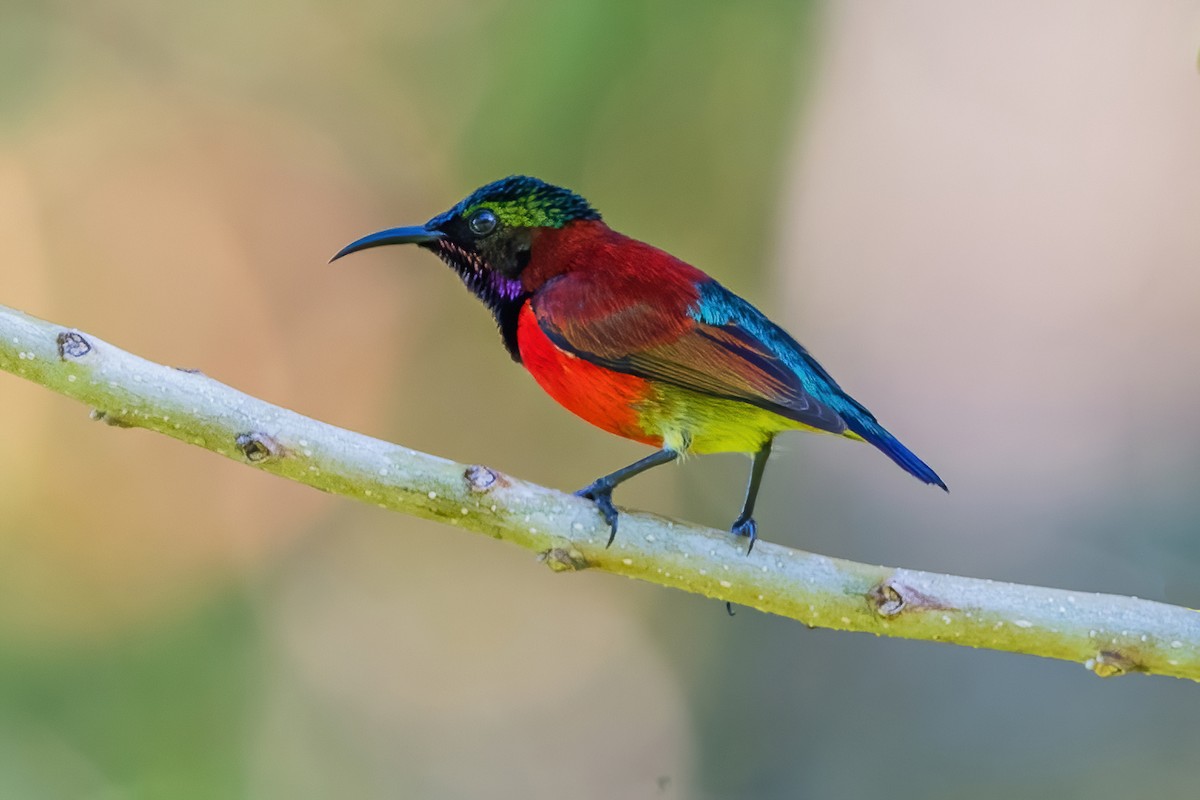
top-left (333, 176), bottom-right (946, 552)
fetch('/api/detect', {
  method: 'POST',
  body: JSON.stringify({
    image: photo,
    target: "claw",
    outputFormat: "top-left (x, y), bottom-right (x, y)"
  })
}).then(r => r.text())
top-left (576, 482), bottom-right (619, 546)
top-left (730, 516), bottom-right (758, 555)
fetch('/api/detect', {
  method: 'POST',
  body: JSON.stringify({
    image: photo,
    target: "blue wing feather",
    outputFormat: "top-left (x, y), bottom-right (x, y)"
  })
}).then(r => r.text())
top-left (693, 282), bottom-right (947, 490)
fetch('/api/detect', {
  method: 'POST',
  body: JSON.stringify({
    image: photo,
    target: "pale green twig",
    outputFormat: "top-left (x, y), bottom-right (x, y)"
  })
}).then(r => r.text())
top-left (1, 303), bottom-right (1197, 681)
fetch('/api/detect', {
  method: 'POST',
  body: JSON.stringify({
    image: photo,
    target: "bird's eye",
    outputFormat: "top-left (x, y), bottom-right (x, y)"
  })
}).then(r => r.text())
top-left (468, 209), bottom-right (498, 236)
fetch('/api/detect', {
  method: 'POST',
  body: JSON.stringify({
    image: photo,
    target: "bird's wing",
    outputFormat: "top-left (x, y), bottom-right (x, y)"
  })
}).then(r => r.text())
top-left (530, 273), bottom-right (848, 434)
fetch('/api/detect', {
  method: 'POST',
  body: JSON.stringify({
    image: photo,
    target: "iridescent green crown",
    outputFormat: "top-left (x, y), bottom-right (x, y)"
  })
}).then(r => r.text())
top-left (455, 175), bottom-right (601, 229)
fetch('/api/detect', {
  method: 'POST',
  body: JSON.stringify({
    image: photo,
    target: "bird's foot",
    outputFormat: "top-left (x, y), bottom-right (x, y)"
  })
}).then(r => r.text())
top-left (724, 516), bottom-right (759, 615)
top-left (575, 480), bottom-right (619, 547)
top-left (730, 515), bottom-right (758, 555)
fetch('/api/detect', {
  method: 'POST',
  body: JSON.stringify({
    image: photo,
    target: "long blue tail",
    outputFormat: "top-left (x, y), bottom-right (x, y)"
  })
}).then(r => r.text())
top-left (842, 415), bottom-right (948, 491)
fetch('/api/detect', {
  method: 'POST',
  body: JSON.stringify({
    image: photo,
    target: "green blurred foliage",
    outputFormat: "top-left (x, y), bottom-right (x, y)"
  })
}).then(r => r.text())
top-left (0, 594), bottom-right (258, 797)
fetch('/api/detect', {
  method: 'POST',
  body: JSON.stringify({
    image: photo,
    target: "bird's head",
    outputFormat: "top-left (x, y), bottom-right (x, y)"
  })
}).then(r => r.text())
top-left (332, 175), bottom-right (600, 307)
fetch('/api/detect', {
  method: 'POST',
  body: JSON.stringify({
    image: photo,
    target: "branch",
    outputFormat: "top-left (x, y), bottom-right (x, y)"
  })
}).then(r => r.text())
top-left (1, 303), bottom-right (1197, 682)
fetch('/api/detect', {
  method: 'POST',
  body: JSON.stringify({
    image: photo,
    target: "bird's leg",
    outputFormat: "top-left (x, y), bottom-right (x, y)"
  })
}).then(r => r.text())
top-left (576, 449), bottom-right (678, 546)
top-left (731, 438), bottom-right (773, 554)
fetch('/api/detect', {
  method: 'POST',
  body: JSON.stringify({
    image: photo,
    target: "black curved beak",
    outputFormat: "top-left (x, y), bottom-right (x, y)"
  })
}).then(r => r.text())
top-left (329, 226), bottom-right (444, 263)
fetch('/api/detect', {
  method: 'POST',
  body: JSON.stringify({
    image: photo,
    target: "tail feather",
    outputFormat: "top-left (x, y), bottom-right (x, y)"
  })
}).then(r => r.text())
top-left (842, 415), bottom-right (947, 491)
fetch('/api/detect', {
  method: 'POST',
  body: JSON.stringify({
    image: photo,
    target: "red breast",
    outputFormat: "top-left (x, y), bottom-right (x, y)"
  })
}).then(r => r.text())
top-left (515, 302), bottom-right (662, 447)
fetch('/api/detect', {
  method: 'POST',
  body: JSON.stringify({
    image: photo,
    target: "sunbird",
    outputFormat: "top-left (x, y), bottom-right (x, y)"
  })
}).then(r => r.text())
top-left (334, 176), bottom-right (946, 551)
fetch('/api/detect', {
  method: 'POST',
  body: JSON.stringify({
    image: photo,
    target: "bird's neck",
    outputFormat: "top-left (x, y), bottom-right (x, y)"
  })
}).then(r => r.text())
top-left (521, 219), bottom-right (623, 292)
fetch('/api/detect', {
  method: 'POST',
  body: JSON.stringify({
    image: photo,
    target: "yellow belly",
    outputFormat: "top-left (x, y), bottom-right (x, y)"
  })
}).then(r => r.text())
top-left (635, 382), bottom-right (853, 455)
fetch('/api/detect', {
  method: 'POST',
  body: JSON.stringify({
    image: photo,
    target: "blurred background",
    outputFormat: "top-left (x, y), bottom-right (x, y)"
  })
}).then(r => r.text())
top-left (1, 0), bottom-right (1199, 796)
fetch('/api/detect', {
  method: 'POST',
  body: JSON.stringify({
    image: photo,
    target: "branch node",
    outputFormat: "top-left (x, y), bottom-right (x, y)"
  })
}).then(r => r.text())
top-left (465, 465), bottom-right (505, 492)
top-left (56, 330), bottom-right (92, 360)
top-left (1087, 650), bottom-right (1139, 678)
top-left (868, 576), bottom-right (953, 618)
top-left (868, 582), bottom-right (906, 616)
top-left (236, 432), bottom-right (283, 463)
top-left (540, 546), bottom-right (589, 572)
top-left (89, 409), bottom-right (132, 428)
